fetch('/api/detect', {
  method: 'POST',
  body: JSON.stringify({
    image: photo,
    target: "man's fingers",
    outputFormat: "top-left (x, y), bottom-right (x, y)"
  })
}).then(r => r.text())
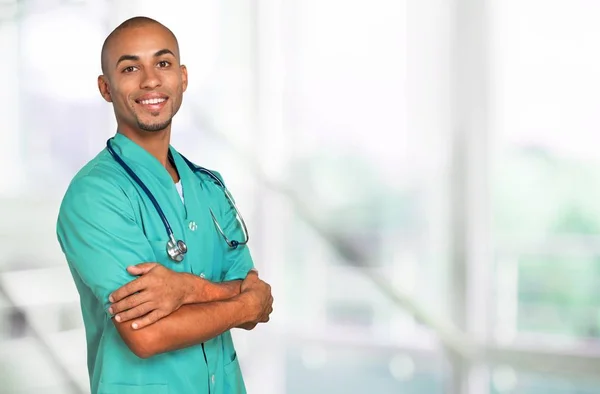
top-left (109, 276), bottom-right (147, 303)
top-left (127, 262), bottom-right (159, 276)
top-left (263, 295), bottom-right (273, 310)
top-left (242, 272), bottom-right (259, 285)
top-left (113, 302), bottom-right (154, 323)
top-left (109, 291), bottom-right (151, 315)
top-left (131, 310), bottom-right (163, 330)
top-left (257, 302), bottom-right (273, 323)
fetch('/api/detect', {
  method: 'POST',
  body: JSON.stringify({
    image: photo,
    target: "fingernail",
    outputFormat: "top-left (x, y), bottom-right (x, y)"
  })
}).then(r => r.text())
top-left (132, 323), bottom-right (138, 329)
top-left (109, 295), bottom-right (114, 302)
top-left (115, 315), bottom-right (121, 322)
top-left (108, 307), bottom-right (113, 315)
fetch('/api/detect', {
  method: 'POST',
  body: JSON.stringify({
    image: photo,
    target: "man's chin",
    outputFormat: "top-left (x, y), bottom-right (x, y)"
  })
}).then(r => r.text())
top-left (137, 120), bottom-right (171, 132)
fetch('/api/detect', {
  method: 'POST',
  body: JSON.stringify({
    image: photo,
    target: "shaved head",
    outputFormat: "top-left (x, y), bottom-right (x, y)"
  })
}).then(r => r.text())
top-left (101, 16), bottom-right (180, 76)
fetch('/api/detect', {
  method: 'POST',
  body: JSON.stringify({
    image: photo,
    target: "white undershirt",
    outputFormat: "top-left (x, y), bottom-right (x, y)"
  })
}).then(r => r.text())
top-left (175, 181), bottom-right (184, 203)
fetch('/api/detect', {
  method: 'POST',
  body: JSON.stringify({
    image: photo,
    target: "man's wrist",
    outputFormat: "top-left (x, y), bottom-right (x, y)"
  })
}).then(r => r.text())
top-left (182, 273), bottom-right (205, 305)
top-left (182, 274), bottom-right (243, 305)
top-left (232, 292), bottom-right (257, 326)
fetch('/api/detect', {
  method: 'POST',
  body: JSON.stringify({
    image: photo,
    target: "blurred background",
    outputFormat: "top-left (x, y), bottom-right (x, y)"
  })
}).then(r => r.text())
top-left (2, 0), bottom-right (600, 393)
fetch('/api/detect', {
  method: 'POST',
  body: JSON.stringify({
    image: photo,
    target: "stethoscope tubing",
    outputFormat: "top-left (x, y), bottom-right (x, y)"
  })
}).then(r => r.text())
top-left (106, 139), bottom-right (175, 237)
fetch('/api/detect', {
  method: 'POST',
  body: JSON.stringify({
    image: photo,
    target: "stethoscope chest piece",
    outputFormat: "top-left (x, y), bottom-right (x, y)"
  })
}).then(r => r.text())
top-left (167, 236), bottom-right (188, 263)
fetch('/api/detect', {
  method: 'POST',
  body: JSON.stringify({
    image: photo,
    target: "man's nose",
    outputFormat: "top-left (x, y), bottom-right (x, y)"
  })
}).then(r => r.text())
top-left (140, 68), bottom-right (161, 89)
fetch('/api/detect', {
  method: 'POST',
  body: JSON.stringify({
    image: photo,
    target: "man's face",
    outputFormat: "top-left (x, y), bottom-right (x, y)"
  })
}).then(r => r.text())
top-left (99, 24), bottom-right (188, 134)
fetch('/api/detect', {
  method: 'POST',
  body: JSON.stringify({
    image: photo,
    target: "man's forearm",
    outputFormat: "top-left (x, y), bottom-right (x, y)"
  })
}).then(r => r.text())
top-left (182, 274), bottom-right (242, 304)
top-left (115, 294), bottom-right (252, 359)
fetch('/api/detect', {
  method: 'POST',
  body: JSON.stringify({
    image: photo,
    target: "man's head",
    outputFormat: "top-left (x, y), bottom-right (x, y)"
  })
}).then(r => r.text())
top-left (98, 17), bottom-right (188, 135)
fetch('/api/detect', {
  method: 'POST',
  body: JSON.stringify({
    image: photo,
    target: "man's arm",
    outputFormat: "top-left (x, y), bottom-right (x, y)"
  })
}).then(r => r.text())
top-left (186, 277), bottom-right (261, 331)
top-left (113, 286), bottom-right (269, 359)
top-left (182, 274), bottom-right (261, 330)
top-left (122, 264), bottom-right (243, 305)
top-left (183, 275), bottom-right (241, 304)
top-left (182, 270), bottom-right (258, 304)
top-left (107, 264), bottom-right (244, 322)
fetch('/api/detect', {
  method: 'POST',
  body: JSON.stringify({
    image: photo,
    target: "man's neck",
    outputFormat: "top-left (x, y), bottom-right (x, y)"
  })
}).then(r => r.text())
top-left (117, 127), bottom-right (180, 183)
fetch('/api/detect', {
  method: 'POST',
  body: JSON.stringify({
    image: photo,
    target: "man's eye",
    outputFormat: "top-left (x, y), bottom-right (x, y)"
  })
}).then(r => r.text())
top-left (158, 61), bottom-right (170, 68)
top-left (123, 66), bottom-right (137, 73)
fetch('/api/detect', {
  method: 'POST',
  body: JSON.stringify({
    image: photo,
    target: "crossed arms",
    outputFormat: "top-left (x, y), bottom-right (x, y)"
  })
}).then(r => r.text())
top-left (109, 264), bottom-right (273, 358)
top-left (56, 176), bottom-right (273, 359)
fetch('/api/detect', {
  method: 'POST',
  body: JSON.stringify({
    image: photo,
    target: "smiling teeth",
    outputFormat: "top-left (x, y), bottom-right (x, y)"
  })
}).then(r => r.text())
top-left (140, 98), bottom-right (166, 105)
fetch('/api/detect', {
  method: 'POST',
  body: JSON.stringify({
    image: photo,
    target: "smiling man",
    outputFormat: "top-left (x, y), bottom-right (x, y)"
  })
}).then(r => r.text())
top-left (56, 16), bottom-right (273, 394)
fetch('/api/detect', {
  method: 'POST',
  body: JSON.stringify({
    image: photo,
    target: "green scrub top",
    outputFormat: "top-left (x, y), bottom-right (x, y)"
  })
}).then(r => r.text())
top-left (56, 133), bottom-right (254, 394)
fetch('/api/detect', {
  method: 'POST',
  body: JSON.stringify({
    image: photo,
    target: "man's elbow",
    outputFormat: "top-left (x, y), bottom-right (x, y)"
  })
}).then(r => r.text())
top-left (128, 339), bottom-right (154, 359)
top-left (113, 320), bottom-right (157, 359)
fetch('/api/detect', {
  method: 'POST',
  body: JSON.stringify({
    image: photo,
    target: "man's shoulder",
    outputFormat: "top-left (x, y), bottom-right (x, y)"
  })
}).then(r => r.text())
top-left (59, 149), bottom-right (131, 210)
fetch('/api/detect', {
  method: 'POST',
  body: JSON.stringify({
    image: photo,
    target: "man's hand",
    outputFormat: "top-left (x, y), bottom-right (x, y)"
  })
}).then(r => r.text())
top-left (237, 270), bottom-right (273, 330)
top-left (108, 263), bottom-right (191, 330)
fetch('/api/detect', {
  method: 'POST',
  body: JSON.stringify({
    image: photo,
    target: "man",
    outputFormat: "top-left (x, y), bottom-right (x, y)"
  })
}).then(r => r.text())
top-left (56, 16), bottom-right (273, 394)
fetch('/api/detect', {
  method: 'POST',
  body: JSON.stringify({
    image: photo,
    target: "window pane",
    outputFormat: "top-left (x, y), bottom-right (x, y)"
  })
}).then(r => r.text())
top-left (282, 0), bottom-right (451, 325)
top-left (491, 0), bottom-right (600, 342)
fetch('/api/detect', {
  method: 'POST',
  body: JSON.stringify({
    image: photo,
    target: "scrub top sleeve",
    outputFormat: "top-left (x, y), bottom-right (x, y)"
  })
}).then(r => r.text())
top-left (212, 171), bottom-right (255, 282)
top-left (56, 175), bottom-right (156, 315)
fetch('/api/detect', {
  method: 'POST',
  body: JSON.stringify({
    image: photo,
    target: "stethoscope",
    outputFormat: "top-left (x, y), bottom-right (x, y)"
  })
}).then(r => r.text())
top-left (106, 138), bottom-right (249, 262)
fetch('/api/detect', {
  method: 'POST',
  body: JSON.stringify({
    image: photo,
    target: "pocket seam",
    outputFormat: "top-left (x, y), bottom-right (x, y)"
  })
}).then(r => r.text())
top-left (224, 352), bottom-right (240, 375)
top-left (98, 382), bottom-right (168, 394)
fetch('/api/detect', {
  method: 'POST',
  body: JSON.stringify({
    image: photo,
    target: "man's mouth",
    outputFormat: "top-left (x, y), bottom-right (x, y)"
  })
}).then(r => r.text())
top-left (135, 96), bottom-right (169, 112)
top-left (138, 97), bottom-right (167, 105)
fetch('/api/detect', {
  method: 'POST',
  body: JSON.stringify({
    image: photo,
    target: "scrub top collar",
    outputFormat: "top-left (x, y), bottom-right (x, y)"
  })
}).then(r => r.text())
top-left (109, 132), bottom-right (194, 190)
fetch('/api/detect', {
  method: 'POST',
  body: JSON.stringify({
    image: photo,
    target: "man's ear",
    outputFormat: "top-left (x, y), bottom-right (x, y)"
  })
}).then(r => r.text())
top-left (98, 75), bottom-right (112, 103)
top-left (180, 65), bottom-right (188, 93)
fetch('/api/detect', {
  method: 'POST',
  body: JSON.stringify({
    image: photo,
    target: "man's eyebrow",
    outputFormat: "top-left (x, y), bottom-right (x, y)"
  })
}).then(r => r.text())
top-left (154, 49), bottom-right (175, 58)
top-left (115, 54), bottom-right (139, 68)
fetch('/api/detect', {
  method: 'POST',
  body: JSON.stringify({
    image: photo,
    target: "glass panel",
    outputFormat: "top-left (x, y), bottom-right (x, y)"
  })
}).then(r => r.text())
top-left (491, 0), bottom-right (600, 342)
